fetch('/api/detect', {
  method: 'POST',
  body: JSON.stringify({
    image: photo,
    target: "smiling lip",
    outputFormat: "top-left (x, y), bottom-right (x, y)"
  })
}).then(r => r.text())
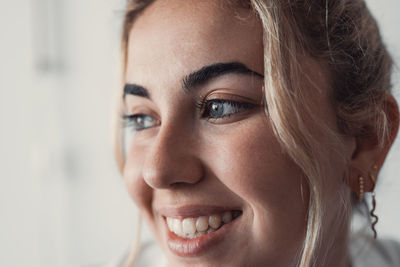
top-left (158, 205), bottom-right (242, 257)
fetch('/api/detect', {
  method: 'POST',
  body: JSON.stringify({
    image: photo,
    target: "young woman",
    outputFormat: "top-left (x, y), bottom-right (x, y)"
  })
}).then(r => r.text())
top-left (113, 0), bottom-right (400, 266)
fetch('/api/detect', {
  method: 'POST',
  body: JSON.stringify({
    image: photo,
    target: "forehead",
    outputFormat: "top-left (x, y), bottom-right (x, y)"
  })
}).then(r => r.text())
top-left (126, 0), bottom-right (264, 86)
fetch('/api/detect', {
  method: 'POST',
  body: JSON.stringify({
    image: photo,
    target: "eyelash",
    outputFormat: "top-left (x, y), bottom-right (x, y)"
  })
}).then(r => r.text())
top-left (195, 99), bottom-right (255, 120)
top-left (122, 99), bottom-right (255, 131)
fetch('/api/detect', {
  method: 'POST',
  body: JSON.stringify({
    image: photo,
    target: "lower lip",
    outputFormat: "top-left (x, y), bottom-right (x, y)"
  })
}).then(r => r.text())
top-left (165, 215), bottom-right (241, 257)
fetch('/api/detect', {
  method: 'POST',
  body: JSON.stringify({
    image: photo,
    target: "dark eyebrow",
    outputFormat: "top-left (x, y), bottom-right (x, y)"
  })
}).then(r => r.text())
top-left (182, 61), bottom-right (264, 93)
top-left (123, 84), bottom-right (150, 99)
top-left (123, 61), bottom-right (264, 99)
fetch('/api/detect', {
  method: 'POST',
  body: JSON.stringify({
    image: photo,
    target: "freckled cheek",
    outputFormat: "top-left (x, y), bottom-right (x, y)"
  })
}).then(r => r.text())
top-left (211, 128), bottom-right (308, 220)
top-left (210, 131), bottom-right (309, 257)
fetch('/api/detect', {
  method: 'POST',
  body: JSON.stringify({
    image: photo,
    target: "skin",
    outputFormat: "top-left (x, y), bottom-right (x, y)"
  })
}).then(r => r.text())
top-left (121, 0), bottom-right (400, 266)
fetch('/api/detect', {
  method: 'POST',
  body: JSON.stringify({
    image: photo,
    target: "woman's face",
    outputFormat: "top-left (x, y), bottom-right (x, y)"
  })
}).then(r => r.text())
top-left (122, 0), bottom-right (343, 266)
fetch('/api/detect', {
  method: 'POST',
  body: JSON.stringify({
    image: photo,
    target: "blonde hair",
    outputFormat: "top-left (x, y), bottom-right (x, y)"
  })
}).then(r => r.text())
top-left (116, 0), bottom-right (394, 266)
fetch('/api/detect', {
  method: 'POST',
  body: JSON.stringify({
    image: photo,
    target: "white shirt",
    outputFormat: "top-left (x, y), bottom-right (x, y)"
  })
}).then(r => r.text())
top-left (350, 235), bottom-right (400, 267)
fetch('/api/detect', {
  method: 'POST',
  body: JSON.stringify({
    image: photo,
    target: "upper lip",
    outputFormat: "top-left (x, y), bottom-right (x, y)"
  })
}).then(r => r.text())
top-left (156, 204), bottom-right (242, 218)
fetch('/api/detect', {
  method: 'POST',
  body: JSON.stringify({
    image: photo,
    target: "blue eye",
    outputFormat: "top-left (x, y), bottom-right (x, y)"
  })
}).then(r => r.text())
top-left (201, 99), bottom-right (255, 120)
top-left (123, 114), bottom-right (158, 131)
top-left (122, 99), bottom-right (255, 132)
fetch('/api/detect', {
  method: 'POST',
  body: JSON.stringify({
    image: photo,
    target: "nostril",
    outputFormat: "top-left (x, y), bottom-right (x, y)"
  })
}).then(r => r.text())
top-left (169, 181), bottom-right (198, 188)
top-left (171, 182), bottom-right (187, 186)
top-left (142, 160), bottom-right (204, 189)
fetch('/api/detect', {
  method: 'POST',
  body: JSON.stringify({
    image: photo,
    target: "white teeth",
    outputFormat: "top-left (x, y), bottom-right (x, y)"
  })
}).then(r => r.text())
top-left (166, 211), bottom-right (239, 239)
top-left (209, 214), bottom-right (222, 229)
top-left (196, 216), bottom-right (209, 232)
top-left (172, 218), bottom-right (183, 236)
top-left (182, 218), bottom-right (196, 235)
top-left (166, 217), bottom-right (173, 229)
top-left (222, 211), bottom-right (232, 224)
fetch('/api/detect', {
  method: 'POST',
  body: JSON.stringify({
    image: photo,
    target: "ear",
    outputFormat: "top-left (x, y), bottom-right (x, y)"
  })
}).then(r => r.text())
top-left (347, 94), bottom-right (399, 199)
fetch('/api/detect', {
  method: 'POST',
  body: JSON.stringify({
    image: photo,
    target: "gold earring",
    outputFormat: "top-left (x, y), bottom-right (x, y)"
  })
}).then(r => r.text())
top-left (370, 173), bottom-right (377, 185)
top-left (369, 165), bottom-right (379, 239)
top-left (358, 176), bottom-right (364, 202)
top-left (370, 165), bottom-right (378, 184)
top-left (370, 192), bottom-right (378, 239)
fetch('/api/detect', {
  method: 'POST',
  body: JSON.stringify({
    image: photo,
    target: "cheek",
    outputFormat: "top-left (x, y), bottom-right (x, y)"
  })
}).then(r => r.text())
top-left (205, 117), bottom-right (308, 245)
top-left (211, 119), bottom-right (308, 208)
top-left (123, 146), bottom-right (153, 217)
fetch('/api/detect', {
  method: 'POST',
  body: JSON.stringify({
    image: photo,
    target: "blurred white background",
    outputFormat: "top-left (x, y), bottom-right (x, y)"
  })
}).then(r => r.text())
top-left (0, 0), bottom-right (399, 266)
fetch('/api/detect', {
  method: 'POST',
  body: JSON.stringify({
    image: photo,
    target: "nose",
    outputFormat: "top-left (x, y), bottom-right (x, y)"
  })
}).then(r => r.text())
top-left (142, 122), bottom-right (204, 189)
